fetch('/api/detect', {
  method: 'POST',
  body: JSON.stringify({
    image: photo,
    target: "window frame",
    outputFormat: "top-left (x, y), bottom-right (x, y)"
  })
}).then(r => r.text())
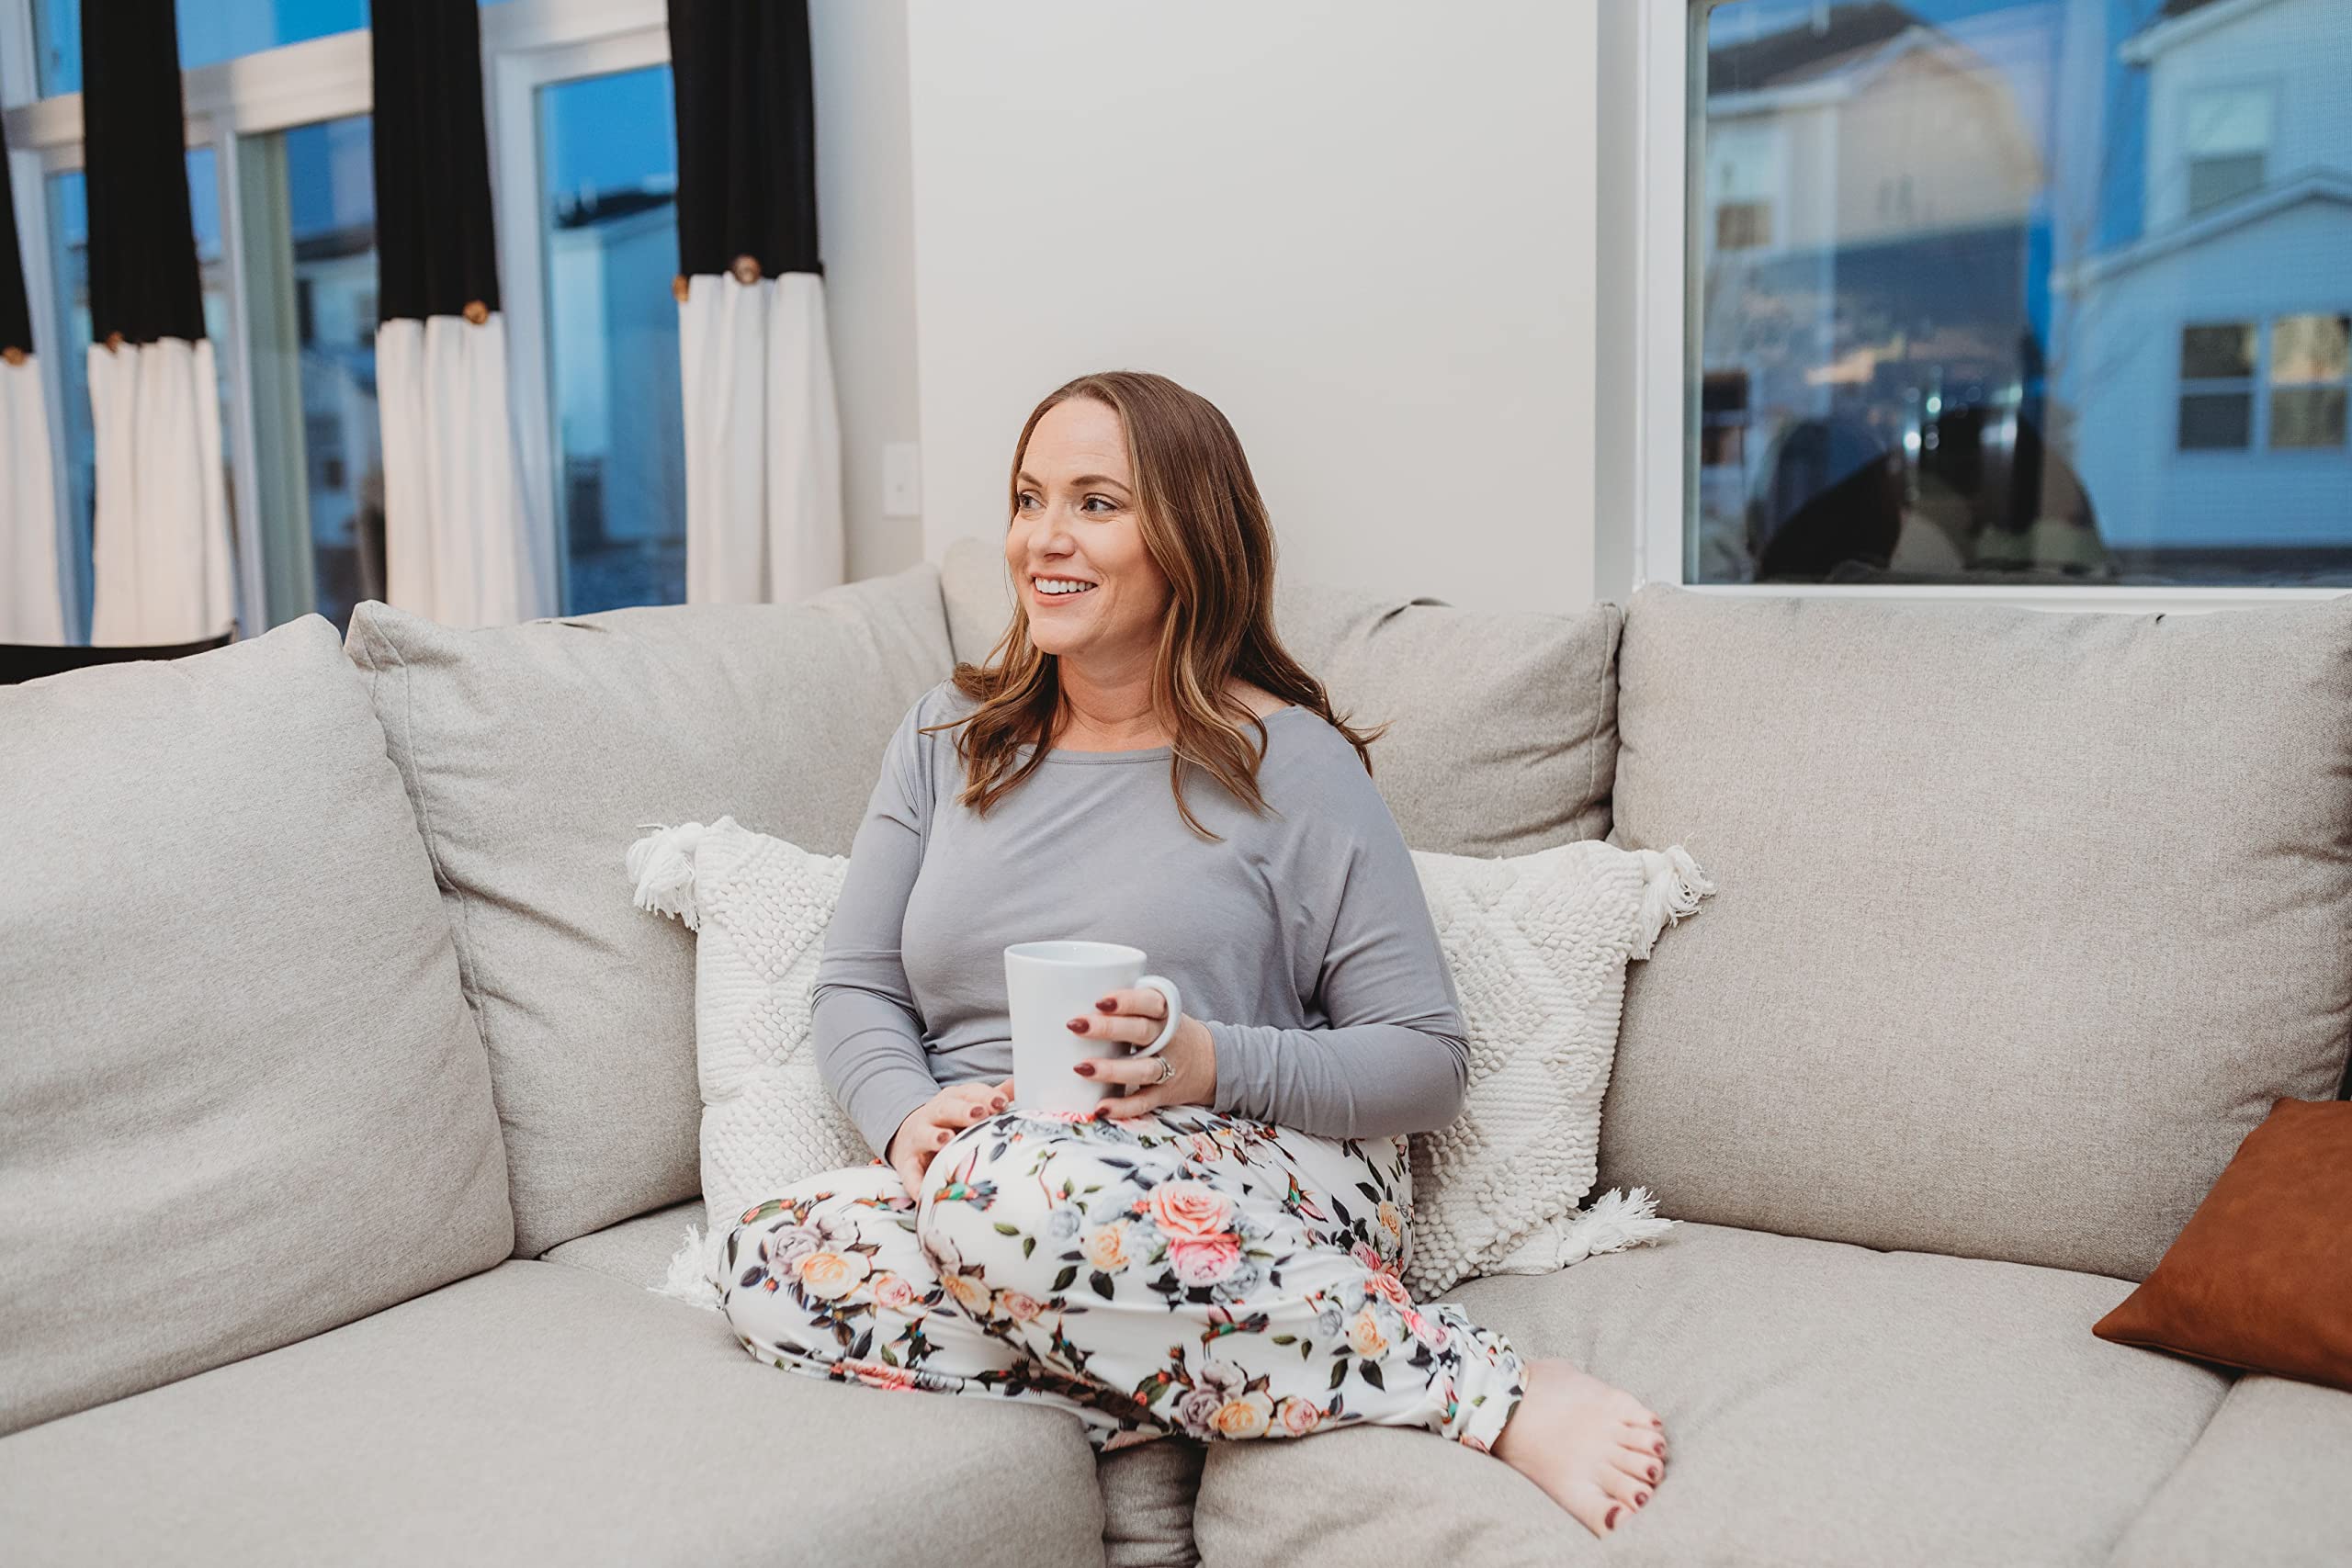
top-left (1619, 0), bottom-right (2346, 610)
top-left (0, 0), bottom-right (672, 637)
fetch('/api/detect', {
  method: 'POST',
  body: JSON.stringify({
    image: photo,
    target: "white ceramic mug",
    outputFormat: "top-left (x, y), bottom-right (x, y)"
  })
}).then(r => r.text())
top-left (1004, 941), bottom-right (1182, 1113)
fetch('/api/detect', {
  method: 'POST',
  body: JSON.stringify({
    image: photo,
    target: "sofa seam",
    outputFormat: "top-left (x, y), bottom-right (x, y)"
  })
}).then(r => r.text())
top-left (356, 611), bottom-right (510, 1200)
top-left (2092, 1375), bottom-right (2240, 1568)
top-left (1586, 603), bottom-right (1621, 837)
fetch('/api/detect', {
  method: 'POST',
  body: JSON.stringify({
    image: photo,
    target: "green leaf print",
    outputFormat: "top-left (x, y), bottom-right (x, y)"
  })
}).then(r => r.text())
top-left (1355, 1181), bottom-right (1382, 1203)
top-left (1328, 1359), bottom-right (1349, 1391)
top-left (1090, 1270), bottom-right (1115, 1301)
top-left (1052, 1264), bottom-right (1079, 1293)
top-left (1360, 1359), bottom-right (1385, 1391)
top-left (1023, 1235), bottom-right (1036, 1258)
top-left (1270, 1334), bottom-right (1297, 1345)
top-left (993, 1221), bottom-right (1022, 1235)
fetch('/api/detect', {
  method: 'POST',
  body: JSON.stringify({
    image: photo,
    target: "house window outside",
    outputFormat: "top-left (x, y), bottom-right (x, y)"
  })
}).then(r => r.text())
top-left (2181, 84), bottom-right (2270, 217)
top-left (1686, 0), bottom-right (2352, 589)
top-left (2268, 313), bottom-right (2349, 450)
top-left (2177, 322), bottom-right (2255, 450)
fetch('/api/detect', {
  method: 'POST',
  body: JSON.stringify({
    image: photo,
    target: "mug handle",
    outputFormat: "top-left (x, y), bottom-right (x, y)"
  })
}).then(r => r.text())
top-left (1131, 975), bottom-right (1182, 1055)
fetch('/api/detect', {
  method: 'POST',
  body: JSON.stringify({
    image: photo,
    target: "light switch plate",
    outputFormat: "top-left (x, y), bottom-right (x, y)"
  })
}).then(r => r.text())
top-left (882, 442), bottom-right (922, 518)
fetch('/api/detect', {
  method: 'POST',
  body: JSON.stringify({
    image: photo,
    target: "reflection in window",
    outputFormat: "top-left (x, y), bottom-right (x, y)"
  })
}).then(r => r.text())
top-left (2181, 85), bottom-right (2269, 218)
top-left (1691, 0), bottom-right (2351, 587)
top-left (2177, 323), bottom-right (2254, 451)
top-left (43, 154), bottom-right (235, 640)
top-left (537, 65), bottom-right (686, 615)
top-left (2269, 314), bottom-right (2349, 451)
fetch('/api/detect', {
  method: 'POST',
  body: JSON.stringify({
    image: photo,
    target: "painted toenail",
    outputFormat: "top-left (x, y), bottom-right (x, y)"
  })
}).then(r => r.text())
top-left (1649, 1464), bottom-right (1661, 1481)
top-left (1605, 1506), bottom-right (1622, 1529)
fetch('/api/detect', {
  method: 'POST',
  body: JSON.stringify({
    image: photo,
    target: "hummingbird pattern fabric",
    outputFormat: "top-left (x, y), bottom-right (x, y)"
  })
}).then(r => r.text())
top-left (718, 1102), bottom-right (1529, 1452)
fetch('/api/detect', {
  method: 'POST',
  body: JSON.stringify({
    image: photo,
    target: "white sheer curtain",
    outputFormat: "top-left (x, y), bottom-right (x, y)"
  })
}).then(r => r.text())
top-left (377, 312), bottom-right (553, 628)
top-left (0, 352), bottom-right (64, 644)
top-left (677, 270), bottom-right (842, 604)
top-left (85, 338), bottom-right (233, 646)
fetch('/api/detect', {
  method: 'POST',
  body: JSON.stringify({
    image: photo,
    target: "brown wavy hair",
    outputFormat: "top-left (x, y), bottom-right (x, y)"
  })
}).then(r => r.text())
top-left (927, 370), bottom-right (1385, 842)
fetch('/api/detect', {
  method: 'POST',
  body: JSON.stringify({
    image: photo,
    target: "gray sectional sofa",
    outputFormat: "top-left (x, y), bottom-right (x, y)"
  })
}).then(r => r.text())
top-left (4, 536), bottom-right (2347, 1567)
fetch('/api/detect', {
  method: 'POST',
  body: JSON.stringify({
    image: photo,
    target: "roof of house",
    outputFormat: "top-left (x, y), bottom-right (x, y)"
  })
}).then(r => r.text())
top-left (2126, 0), bottom-right (2301, 61)
top-left (1706, 2), bottom-right (1929, 91)
top-left (2063, 169), bottom-right (2352, 289)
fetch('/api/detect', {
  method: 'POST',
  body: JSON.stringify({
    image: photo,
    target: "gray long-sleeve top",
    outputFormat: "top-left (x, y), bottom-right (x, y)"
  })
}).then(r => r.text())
top-left (812, 680), bottom-right (1470, 1158)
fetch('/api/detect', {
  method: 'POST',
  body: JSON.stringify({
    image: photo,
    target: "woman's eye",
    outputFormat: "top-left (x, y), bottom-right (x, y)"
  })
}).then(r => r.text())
top-left (1015, 492), bottom-right (1038, 510)
top-left (1082, 495), bottom-right (1117, 513)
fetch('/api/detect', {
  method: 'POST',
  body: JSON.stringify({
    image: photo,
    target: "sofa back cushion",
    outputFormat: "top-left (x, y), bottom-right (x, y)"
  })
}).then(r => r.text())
top-left (345, 562), bottom-right (953, 1257)
top-left (0, 617), bottom-right (511, 1437)
top-left (940, 536), bottom-right (1619, 856)
top-left (1600, 586), bottom-right (2352, 1280)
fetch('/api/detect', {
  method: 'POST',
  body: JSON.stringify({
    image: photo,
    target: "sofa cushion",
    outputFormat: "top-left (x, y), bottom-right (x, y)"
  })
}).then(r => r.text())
top-left (539, 1198), bottom-right (1206, 1567)
top-left (0, 616), bottom-right (510, 1438)
top-left (2107, 1374), bottom-right (2352, 1568)
top-left (1602, 587), bottom-right (2352, 1280)
top-left (537, 1197), bottom-right (710, 1284)
top-left (0, 1260), bottom-right (1105, 1568)
top-left (939, 536), bottom-right (1619, 857)
top-left (1193, 1221), bottom-right (2226, 1568)
top-left (345, 563), bottom-right (954, 1257)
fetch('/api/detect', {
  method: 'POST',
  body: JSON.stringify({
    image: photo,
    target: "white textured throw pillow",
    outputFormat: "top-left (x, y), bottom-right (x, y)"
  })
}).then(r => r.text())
top-left (1399, 840), bottom-right (1711, 1298)
top-left (628, 818), bottom-right (1707, 1305)
top-left (626, 817), bottom-right (864, 1242)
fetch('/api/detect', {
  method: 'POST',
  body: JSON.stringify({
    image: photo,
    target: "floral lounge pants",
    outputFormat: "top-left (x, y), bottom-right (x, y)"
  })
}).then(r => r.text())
top-left (717, 1104), bottom-right (1529, 1453)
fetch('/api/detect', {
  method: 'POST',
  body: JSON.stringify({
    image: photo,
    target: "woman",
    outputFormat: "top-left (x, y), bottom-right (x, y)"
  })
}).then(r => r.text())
top-left (718, 371), bottom-right (1668, 1538)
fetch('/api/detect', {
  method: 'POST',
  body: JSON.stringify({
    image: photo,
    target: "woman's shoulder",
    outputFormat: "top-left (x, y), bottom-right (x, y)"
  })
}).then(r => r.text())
top-left (900, 678), bottom-right (981, 739)
top-left (1258, 704), bottom-right (1387, 817)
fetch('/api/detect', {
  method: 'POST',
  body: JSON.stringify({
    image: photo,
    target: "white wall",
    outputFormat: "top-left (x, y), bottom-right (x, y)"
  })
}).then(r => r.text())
top-left (809, 0), bottom-right (925, 581)
top-left (903, 0), bottom-right (1600, 613)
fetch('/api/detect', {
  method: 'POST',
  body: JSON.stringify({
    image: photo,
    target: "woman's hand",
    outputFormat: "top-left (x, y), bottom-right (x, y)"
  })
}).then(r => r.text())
top-left (887, 1078), bottom-right (1012, 1200)
top-left (1069, 988), bottom-right (1217, 1121)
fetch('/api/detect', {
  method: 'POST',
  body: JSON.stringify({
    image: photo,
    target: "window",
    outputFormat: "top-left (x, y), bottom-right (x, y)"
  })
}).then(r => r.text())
top-left (534, 63), bottom-right (685, 615)
top-left (2269, 314), bottom-right (2349, 450)
top-left (30, 0), bottom-right (516, 95)
top-left (1685, 0), bottom-right (2352, 589)
top-left (8, 0), bottom-right (681, 637)
top-left (2177, 323), bottom-right (2254, 451)
top-left (2181, 85), bottom-right (2270, 217)
top-left (239, 114), bottom-right (383, 635)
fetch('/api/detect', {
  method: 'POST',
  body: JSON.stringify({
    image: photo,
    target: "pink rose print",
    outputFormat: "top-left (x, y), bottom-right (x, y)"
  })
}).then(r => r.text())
top-left (870, 1272), bottom-right (920, 1314)
top-left (1366, 1269), bottom-right (1413, 1310)
top-left (1167, 1233), bottom-right (1243, 1286)
top-left (1277, 1395), bottom-right (1322, 1437)
top-left (844, 1359), bottom-right (916, 1391)
top-left (1141, 1179), bottom-right (1236, 1243)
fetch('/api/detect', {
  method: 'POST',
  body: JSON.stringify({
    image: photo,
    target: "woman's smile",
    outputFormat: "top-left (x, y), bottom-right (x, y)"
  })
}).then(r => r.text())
top-left (1029, 572), bottom-right (1100, 606)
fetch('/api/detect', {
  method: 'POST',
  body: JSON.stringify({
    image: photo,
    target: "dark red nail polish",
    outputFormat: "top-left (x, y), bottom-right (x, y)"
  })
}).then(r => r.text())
top-left (1605, 1506), bottom-right (1621, 1529)
top-left (1068, 1017), bottom-right (1089, 1033)
top-left (1075, 1061), bottom-right (1096, 1077)
top-left (1635, 1492), bottom-right (1649, 1507)
top-left (1096, 998), bottom-right (1116, 1012)
top-left (1648, 1464), bottom-right (1660, 1481)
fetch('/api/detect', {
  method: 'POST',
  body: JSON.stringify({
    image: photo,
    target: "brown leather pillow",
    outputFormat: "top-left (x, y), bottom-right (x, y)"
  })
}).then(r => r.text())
top-left (2094, 1098), bottom-right (2352, 1393)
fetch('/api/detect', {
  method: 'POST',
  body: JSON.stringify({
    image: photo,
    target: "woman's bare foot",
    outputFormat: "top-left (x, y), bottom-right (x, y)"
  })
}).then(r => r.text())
top-left (1491, 1357), bottom-right (1668, 1538)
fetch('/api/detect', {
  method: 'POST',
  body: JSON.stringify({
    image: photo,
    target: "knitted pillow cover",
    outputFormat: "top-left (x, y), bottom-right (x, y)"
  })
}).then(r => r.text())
top-left (626, 819), bottom-right (1708, 1302)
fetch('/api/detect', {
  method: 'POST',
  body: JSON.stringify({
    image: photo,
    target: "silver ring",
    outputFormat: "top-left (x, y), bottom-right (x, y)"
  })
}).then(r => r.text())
top-left (1155, 1055), bottom-right (1176, 1086)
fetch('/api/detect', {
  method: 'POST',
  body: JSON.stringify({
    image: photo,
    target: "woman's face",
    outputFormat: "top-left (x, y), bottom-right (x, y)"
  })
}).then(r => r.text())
top-left (1007, 397), bottom-right (1171, 668)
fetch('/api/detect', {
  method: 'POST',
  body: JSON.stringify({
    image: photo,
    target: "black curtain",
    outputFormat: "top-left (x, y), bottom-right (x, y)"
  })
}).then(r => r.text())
top-left (369, 0), bottom-right (501, 323)
top-left (1, 115), bottom-right (30, 361)
top-left (81, 0), bottom-right (204, 346)
top-left (668, 0), bottom-right (821, 282)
